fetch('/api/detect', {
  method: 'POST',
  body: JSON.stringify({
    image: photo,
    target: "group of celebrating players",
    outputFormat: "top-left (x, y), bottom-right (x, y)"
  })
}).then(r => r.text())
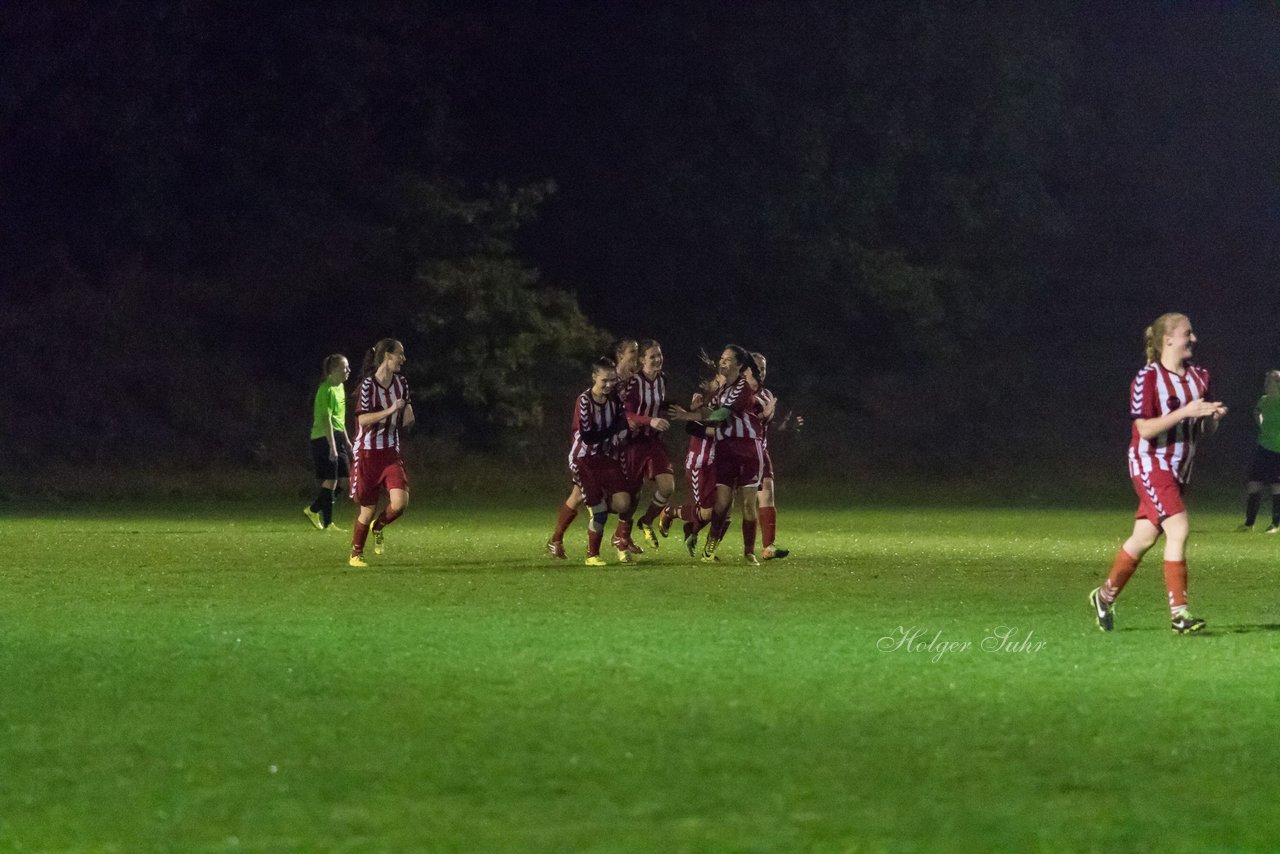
top-left (546, 337), bottom-right (797, 567)
top-left (302, 335), bottom-right (797, 570)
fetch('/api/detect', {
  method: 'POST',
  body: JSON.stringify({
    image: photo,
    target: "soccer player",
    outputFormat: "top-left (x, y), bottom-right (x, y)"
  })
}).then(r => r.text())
top-left (1089, 313), bottom-right (1226, 634)
top-left (546, 338), bottom-right (638, 558)
top-left (664, 375), bottom-right (722, 558)
top-left (750, 351), bottom-right (800, 560)
top-left (304, 354), bottom-right (354, 531)
top-left (623, 339), bottom-right (676, 551)
top-left (701, 345), bottom-right (765, 565)
top-left (1238, 370), bottom-right (1280, 533)
top-left (348, 338), bottom-right (415, 568)
top-left (571, 357), bottom-right (633, 565)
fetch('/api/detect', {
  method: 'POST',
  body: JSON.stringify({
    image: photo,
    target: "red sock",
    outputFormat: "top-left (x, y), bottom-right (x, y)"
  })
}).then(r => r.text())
top-left (614, 518), bottom-right (633, 543)
top-left (758, 506), bottom-right (777, 548)
top-left (640, 497), bottom-right (668, 526)
top-left (587, 528), bottom-right (603, 557)
top-left (675, 502), bottom-right (696, 522)
top-left (1163, 560), bottom-right (1188, 612)
top-left (351, 518), bottom-right (370, 556)
top-left (1100, 548), bottom-right (1140, 603)
top-left (742, 519), bottom-right (757, 555)
top-left (551, 504), bottom-right (578, 542)
top-left (373, 505), bottom-right (403, 531)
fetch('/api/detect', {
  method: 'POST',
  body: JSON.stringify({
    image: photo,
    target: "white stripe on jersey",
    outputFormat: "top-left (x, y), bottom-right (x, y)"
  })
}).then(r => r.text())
top-left (624, 372), bottom-right (667, 438)
top-left (353, 374), bottom-right (410, 453)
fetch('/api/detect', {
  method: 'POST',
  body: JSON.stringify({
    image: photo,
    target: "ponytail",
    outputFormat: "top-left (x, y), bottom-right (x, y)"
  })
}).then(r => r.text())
top-left (362, 338), bottom-right (402, 379)
top-left (1143, 313), bottom-right (1187, 364)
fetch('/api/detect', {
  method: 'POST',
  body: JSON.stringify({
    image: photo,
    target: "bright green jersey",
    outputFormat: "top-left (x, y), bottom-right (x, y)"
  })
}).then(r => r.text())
top-left (311, 382), bottom-right (347, 440)
top-left (1257, 395), bottom-right (1280, 453)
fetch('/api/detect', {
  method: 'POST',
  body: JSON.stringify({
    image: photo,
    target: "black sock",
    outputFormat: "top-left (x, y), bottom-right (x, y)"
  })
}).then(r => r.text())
top-left (1246, 492), bottom-right (1262, 526)
top-left (1272, 493), bottom-right (1280, 528)
top-left (320, 490), bottom-right (335, 527)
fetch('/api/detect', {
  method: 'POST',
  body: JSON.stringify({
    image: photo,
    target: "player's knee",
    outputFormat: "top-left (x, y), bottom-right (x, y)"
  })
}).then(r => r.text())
top-left (590, 505), bottom-right (609, 531)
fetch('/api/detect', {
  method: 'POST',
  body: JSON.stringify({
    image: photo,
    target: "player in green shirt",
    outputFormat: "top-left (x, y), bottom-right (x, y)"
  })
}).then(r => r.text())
top-left (1239, 370), bottom-right (1280, 533)
top-left (304, 354), bottom-right (354, 530)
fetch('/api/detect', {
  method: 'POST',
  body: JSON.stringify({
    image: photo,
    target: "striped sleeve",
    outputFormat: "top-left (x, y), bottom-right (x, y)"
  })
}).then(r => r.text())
top-left (1129, 366), bottom-right (1157, 420)
top-left (357, 377), bottom-right (374, 416)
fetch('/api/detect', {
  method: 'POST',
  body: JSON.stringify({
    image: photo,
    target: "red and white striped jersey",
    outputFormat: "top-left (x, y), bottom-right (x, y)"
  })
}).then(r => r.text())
top-left (712, 376), bottom-right (761, 441)
top-left (754, 385), bottom-right (776, 450)
top-left (1127, 361), bottom-right (1212, 484)
top-left (622, 371), bottom-right (667, 438)
top-left (353, 374), bottom-right (410, 452)
top-left (569, 389), bottom-right (626, 463)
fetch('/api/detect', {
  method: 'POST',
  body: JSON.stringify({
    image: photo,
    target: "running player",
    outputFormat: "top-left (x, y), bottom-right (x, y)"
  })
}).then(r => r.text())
top-left (623, 339), bottom-right (676, 551)
top-left (701, 345), bottom-right (765, 565)
top-left (664, 374), bottom-right (722, 558)
top-left (348, 338), bottom-right (415, 568)
top-left (304, 353), bottom-right (354, 531)
top-left (546, 338), bottom-right (638, 558)
top-left (571, 357), bottom-right (633, 565)
top-left (750, 352), bottom-right (791, 560)
top-left (1089, 313), bottom-right (1226, 634)
top-left (1238, 370), bottom-right (1280, 533)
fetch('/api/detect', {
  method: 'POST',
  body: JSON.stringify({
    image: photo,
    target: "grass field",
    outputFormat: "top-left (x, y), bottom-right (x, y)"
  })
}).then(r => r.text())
top-left (3, 497), bottom-right (1280, 851)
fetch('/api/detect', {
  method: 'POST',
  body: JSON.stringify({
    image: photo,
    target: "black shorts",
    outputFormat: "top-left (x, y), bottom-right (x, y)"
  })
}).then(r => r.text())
top-left (1248, 445), bottom-right (1280, 484)
top-left (311, 434), bottom-right (351, 481)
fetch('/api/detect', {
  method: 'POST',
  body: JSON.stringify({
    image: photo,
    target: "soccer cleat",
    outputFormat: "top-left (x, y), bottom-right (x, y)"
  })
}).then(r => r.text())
top-left (1171, 612), bottom-right (1207, 634)
top-left (700, 535), bottom-right (721, 564)
top-left (348, 554), bottom-right (367, 568)
top-left (546, 540), bottom-right (567, 559)
top-left (303, 506), bottom-right (324, 530)
top-left (744, 552), bottom-right (761, 566)
top-left (372, 523), bottom-right (385, 555)
top-left (1088, 587), bottom-right (1114, 632)
top-left (684, 532), bottom-right (699, 558)
top-left (1235, 523), bottom-right (1254, 533)
top-left (584, 554), bottom-right (608, 567)
top-left (761, 544), bottom-right (790, 560)
top-left (1267, 525), bottom-right (1280, 534)
top-left (657, 506), bottom-right (674, 538)
top-left (612, 535), bottom-right (643, 556)
top-left (637, 519), bottom-right (660, 550)
top-left (616, 548), bottom-right (635, 564)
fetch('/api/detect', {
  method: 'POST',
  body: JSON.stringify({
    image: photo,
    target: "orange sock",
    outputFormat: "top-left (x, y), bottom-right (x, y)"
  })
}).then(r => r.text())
top-left (1163, 560), bottom-right (1188, 613)
top-left (1100, 548), bottom-right (1140, 602)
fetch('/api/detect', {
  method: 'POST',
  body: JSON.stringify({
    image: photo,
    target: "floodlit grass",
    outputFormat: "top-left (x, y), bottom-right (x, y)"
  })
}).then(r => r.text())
top-left (3, 499), bottom-right (1279, 851)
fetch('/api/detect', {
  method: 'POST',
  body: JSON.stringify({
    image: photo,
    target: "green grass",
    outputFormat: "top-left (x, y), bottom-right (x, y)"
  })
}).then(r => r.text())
top-left (3, 499), bottom-right (1279, 852)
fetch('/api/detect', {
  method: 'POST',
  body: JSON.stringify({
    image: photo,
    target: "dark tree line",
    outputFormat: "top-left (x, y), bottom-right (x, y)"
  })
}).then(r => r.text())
top-left (3, 2), bottom-right (1279, 473)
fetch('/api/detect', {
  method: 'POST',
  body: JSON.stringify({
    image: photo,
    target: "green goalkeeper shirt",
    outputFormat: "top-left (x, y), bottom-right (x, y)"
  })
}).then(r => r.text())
top-left (1257, 394), bottom-right (1280, 453)
top-left (311, 382), bottom-right (347, 440)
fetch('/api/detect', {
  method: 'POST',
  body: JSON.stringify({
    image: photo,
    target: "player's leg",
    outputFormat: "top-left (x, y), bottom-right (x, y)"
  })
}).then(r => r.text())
top-left (740, 486), bottom-right (760, 564)
top-left (702, 482), bottom-right (735, 562)
top-left (1242, 480), bottom-right (1263, 530)
top-left (1160, 511), bottom-right (1204, 633)
top-left (1269, 483), bottom-right (1280, 533)
top-left (369, 457), bottom-right (409, 555)
top-left (637, 471), bottom-right (675, 549)
top-left (548, 482), bottom-right (583, 559)
top-left (350, 502), bottom-right (377, 566)
top-left (305, 439), bottom-right (335, 530)
top-left (1090, 517), bottom-right (1159, 631)
top-left (611, 489), bottom-right (635, 563)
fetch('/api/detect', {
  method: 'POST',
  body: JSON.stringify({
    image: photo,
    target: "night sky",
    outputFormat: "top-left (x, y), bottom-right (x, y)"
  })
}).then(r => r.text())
top-left (2, 2), bottom-right (1279, 471)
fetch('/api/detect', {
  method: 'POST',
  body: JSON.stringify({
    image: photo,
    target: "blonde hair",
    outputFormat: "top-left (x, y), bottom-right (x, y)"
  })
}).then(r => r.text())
top-left (1143, 313), bottom-right (1188, 364)
top-left (1265, 370), bottom-right (1280, 395)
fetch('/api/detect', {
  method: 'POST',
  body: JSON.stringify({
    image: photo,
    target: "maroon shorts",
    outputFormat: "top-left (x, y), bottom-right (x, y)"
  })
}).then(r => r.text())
top-left (625, 435), bottom-right (674, 486)
top-left (1131, 467), bottom-right (1186, 526)
top-left (715, 438), bottom-right (764, 490)
top-left (351, 447), bottom-right (408, 507)
top-left (579, 454), bottom-right (631, 506)
top-left (687, 462), bottom-right (717, 510)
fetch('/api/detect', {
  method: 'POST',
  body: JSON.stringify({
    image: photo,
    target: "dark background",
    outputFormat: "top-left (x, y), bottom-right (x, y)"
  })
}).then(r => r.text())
top-left (2, 2), bottom-right (1278, 491)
